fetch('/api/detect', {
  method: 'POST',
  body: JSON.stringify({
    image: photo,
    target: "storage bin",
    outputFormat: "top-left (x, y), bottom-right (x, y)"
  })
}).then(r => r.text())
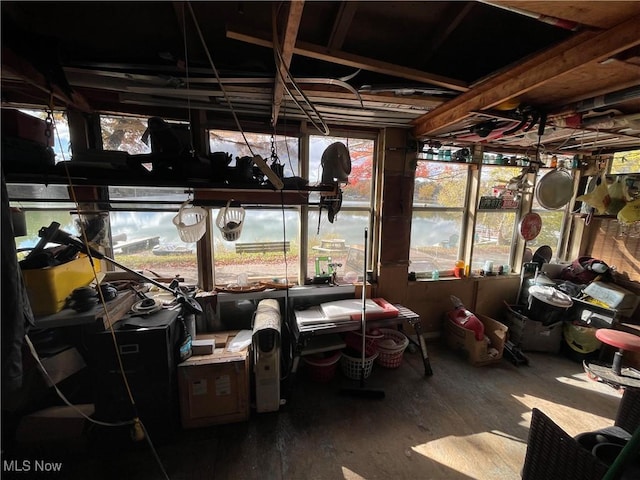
top-left (302, 351), bottom-right (342, 382)
top-left (503, 303), bottom-right (563, 353)
top-left (22, 255), bottom-right (100, 316)
top-left (445, 313), bottom-right (507, 366)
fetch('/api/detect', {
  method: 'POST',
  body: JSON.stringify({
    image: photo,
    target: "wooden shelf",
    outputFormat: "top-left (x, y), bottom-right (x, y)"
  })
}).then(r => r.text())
top-left (5, 170), bottom-right (336, 206)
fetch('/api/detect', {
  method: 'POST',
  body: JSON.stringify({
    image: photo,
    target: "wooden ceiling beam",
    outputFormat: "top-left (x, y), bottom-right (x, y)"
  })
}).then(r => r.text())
top-left (1, 48), bottom-right (91, 112)
top-left (411, 13), bottom-right (640, 137)
top-left (420, 2), bottom-right (475, 65)
top-left (226, 27), bottom-right (468, 92)
top-left (271, 0), bottom-right (305, 127)
top-left (328, 2), bottom-right (358, 51)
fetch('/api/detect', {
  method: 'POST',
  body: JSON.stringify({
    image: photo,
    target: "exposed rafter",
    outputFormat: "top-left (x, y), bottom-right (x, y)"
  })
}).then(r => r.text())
top-left (327, 1), bottom-right (358, 51)
top-left (226, 27), bottom-right (469, 92)
top-left (411, 13), bottom-right (640, 138)
top-left (271, 0), bottom-right (305, 127)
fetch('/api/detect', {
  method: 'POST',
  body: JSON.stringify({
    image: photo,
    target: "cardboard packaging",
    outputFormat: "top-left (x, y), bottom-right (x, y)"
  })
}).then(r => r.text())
top-left (178, 332), bottom-right (249, 428)
top-left (503, 304), bottom-right (563, 353)
top-left (22, 255), bottom-right (100, 316)
top-left (16, 404), bottom-right (94, 451)
top-left (445, 313), bottom-right (508, 366)
top-left (354, 281), bottom-right (373, 299)
top-left (583, 281), bottom-right (640, 316)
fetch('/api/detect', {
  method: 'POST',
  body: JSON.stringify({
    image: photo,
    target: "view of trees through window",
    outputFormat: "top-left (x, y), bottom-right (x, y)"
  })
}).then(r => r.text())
top-left (12, 111), bottom-right (591, 284)
top-left (308, 135), bottom-right (375, 282)
top-left (411, 161), bottom-right (467, 275)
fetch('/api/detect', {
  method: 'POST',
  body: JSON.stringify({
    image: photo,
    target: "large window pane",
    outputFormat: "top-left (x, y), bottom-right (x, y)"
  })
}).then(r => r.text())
top-left (413, 162), bottom-right (468, 208)
top-left (100, 114), bottom-right (151, 154)
top-left (410, 212), bottom-right (464, 274)
top-left (213, 208), bottom-right (300, 286)
top-left (207, 130), bottom-right (300, 285)
top-left (308, 135), bottom-right (374, 206)
top-left (209, 130), bottom-right (299, 178)
top-left (472, 211), bottom-right (517, 272)
top-left (307, 134), bottom-right (374, 282)
top-left (410, 161), bottom-right (468, 274)
top-left (472, 165), bottom-right (522, 273)
top-left (307, 210), bottom-right (369, 281)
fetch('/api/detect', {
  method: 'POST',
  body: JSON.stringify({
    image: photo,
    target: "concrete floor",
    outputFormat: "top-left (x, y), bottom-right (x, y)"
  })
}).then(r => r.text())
top-left (4, 342), bottom-right (623, 480)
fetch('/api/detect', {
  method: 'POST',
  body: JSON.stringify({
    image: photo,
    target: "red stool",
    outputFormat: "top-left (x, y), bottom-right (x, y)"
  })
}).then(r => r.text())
top-left (595, 329), bottom-right (640, 376)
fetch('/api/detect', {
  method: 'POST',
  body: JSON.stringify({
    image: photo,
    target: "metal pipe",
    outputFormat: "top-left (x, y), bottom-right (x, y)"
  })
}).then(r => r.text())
top-left (479, 1), bottom-right (581, 31)
top-left (574, 85), bottom-right (640, 113)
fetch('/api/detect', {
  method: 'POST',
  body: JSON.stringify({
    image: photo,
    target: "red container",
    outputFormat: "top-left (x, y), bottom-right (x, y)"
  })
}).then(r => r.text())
top-left (302, 351), bottom-right (342, 382)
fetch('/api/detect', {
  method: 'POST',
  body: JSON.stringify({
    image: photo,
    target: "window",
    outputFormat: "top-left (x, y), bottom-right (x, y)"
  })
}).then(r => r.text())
top-left (410, 160), bottom-right (469, 276)
top-left (471, 165), bottom-right (522, 273)
top-left (610, 149), bottom-right (640, 174)
top-left (208, 130), bottom-right (300, 286)
top-left (106, 187), bottom-right (197, 283)
top-left (308, 134), bottom-right (375, 282)
top-left (7, 183), bottom-right (78, 258)
top-left (19, 109), bottom-right (70, 163)
top-left (100, 114), bottom-right (151, 154)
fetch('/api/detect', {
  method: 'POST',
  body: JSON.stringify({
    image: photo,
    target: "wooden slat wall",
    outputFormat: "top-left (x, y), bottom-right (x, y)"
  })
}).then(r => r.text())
top-left (582, 217), bottom-right (640, 324)
top-left (584, 217), bottom-right (640, 282)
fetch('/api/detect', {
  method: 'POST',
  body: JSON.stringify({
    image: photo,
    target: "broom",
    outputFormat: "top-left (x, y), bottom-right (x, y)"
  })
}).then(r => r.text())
top-left (340, 227), bottom-right (385, 399)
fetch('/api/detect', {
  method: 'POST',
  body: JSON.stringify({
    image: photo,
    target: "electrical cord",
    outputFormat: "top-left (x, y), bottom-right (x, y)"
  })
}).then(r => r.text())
top-left (186, 1), bottom-right (256, 158)
top-left (23, 334), bottom-right (133, 427)
top-left (48, 103), bottom-right (171, 479)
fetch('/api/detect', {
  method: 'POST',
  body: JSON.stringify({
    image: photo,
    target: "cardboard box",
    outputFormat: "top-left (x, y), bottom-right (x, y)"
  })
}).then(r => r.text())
top-left (22, 255), bottom-right (100, 316)
top-left (16, 404), bottom-right (94, 445)
top-left (445, 313), bottom-right (507, 366)
top-left (503, 304), bottom-right (563, 353)
top-left (178, 333), bottom-right (249, 428)
top-left (354, 282), bottom-right (373, 299)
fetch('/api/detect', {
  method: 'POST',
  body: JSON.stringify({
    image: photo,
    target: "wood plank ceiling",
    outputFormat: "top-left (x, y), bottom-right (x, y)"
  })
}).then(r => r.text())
top-left (2, 1), bottom-right (640, 155)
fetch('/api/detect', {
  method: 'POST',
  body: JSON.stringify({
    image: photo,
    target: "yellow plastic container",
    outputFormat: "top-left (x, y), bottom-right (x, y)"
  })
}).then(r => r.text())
top-left (22, 255), bottom-right (100, 316)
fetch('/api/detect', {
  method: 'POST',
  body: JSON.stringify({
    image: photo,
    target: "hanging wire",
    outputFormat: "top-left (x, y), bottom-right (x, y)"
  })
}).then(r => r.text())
top-left (186, 1), bottom-right (255, 157)
top-left (48, 100), bottom-right (170, 480)
top-left (182, 3), bottom-right (196, 157)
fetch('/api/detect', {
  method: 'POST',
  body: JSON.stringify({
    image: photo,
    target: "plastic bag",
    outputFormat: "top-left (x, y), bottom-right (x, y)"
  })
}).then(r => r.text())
top-left (577, 174), bottom-right (610, 215)
top-left (605, 176), bottom-right (626, 215)
top-left (227, 329), bottom-right (253, 352)
top-left (617, 198), bottom-right (640, 225)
